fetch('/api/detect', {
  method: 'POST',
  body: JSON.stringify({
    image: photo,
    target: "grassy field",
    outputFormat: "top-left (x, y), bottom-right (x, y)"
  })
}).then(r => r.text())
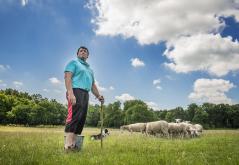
top-left (0, 126), bottom-right (238, 165)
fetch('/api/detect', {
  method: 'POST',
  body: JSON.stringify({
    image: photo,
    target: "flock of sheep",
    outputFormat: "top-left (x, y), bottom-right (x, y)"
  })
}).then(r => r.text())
top-left (120, 119), bottom-right (203, 138)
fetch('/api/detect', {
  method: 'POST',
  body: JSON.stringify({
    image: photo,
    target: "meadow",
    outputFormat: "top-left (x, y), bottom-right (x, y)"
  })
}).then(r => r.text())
top-left (0, 126), bottom-right (238, 165)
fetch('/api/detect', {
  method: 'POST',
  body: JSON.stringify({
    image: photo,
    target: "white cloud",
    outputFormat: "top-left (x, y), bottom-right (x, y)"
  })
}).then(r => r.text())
top-left (146, 101), bottom-right (160, 110)
top-left (21, 0), bottom-right (28, 7)
top-left (13, 81), bottom-right (23, 88)
top-left (115, 93), bottom-right (135, 102)
top-left (95, 81), bottom-right (107, 92)
top-left (95, 81), bottom-right (115, 92)
top-left (153, 79), bottom-right (161, 85)
top-left (130, 58), bottom-right (145, 68)
top-left (49, 77), bottom-right (62, 85)
top-left (153, 78), bottom-right (162, 90)
top-left (109, 86), bottom-right (115, 90)
top-left (156, 86), bottom-right (162, 90)
top-left (89, 0), bottom-right (239, 45)
top-left (189, 78), bottom-right (235, 104)
top-left (164, 34), bottom-right (239, 77)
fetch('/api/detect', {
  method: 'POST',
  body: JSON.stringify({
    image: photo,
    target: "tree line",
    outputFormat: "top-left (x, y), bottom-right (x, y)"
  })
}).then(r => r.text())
top-left (0, 88), bottom-right (239, 128)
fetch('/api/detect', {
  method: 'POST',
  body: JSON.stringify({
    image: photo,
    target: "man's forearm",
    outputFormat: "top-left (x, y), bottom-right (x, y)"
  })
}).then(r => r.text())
top-left (92, 83), bottom-right (100, 98)
top-left (65, 78), bottom-right (73, 94)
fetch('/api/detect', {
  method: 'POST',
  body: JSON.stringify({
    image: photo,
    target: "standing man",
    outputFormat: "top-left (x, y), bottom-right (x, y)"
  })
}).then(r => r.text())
top-left (64, 46), bottom-right (104, 150)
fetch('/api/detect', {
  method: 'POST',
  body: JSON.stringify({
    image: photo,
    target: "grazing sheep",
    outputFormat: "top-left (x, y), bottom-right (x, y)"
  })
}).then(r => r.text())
top-left (187, 124), bottom-right (197, 138)
top-left (194, 124), bottom-right (203, 136)
top-left (175, 119), bottom-right (182, 123)
top-left (120, 123), bottom-right (146, 134)
top-left (146, 120), bottom-right (169, 137)
top-left (177, 122), bottom-right (190, 138)
top-left (168, 122), bottom-right (181, 138)
top-left (120, 125), bottom-right (130, 133)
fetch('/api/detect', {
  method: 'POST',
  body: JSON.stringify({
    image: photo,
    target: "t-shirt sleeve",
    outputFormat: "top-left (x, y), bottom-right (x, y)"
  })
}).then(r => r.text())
top-left (92, 71), bottom-right (95, 84)
top-left (64, 60), bottom-right (76, 73)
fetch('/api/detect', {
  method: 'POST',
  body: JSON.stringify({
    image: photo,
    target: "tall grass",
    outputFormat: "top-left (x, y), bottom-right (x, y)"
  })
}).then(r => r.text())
top-left (0, 126), bottom-right (238, 165)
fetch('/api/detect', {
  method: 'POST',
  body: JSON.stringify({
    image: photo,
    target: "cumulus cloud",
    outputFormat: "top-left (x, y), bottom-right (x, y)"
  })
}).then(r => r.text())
top-left (146, 101), bottom-right (160, 110)
top-left (21, 0), bottom-right (28, 7)
top-left (153, 79), bottom-right (161, 85)
top-left (109, 86), bottom-right (115, 90)
top-left (13, 81), bottom-right (23, 88)
top-left (156, 86), bottom-right (162, 90)
top-left (189, 78), bottom-right (235, 104)
top-left (95, 81), bottom-right (107, 92)
top-left (130, 58), bottom-right (145, 68)
top-left (115, 93), bottom-right (135, 102)
top-left (49, 77), bottom-right (62, 85)
top-left (95, 81), bottom-right (115, 92)
top-left (88, 0), bottom-right (239, 45)
top-left (153, 79), bottom-right (162, 90)
top-left (164, 34), bottom-right (239, 76)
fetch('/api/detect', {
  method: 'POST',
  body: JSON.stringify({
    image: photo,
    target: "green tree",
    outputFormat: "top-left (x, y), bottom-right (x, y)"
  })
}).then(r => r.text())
top-left (187, 103), bottom-right (198, 121)
top-left (192, 107), bottom-right (208, 127)
top-left (86, 104), bottom-right (100, 127)
top-left (104, 101), bottom-right (123, 128)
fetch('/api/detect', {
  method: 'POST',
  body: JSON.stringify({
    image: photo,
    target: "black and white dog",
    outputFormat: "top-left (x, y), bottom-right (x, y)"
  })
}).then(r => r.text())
top-left (90, 129), bottom-right (110, 140)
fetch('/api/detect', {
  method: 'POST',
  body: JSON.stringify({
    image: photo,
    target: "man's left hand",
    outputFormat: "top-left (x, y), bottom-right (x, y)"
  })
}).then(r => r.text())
top-left (98, 95), bottom-right (104, 104)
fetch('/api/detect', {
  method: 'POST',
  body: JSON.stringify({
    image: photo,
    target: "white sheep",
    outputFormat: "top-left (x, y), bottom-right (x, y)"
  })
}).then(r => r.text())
top-left (168, 122), bottom-right (181, 138)
top-left (146, 120), bottom-right (169, 137)
top-left (120, 123), bottom-right (146, 134)
top-left (175, 119), bottom-right (182, 123)
top-left (194, 124), bottom-right (203, 136)
top-left (120, 125), bottom-right (130, 133)
top-left (187, 124), bottom-right (197, 138)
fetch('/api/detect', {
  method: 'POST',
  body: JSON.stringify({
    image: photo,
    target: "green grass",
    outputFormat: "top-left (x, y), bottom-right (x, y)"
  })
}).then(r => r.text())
top-left (0, 126), bottom-right (238, 165)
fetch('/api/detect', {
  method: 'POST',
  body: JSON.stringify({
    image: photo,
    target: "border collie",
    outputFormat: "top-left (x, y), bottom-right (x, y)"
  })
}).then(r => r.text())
top-left (90, 129), bottom-right (110, 140)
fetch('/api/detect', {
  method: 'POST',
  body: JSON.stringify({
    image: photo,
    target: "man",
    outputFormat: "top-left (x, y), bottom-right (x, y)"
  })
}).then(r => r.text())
top-left (64, 46), bottom-right (104, 150)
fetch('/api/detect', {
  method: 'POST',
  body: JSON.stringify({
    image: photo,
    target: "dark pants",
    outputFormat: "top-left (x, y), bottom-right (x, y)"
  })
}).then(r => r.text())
top-left (65, 88), bottom-right (89, 134)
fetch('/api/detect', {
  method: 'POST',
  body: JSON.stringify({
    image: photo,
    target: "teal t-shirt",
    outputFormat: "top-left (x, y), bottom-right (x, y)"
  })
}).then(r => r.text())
top-left (64, 57), bottom-right (95, 91)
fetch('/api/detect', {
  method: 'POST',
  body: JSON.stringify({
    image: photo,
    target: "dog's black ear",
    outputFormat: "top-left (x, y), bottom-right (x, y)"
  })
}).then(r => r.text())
top-left (105, 129), bottom-right (108, 133)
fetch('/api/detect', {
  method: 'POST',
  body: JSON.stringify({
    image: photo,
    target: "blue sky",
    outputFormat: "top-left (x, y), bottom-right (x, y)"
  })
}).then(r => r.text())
top-left (0, 0), bottom-right (238, 110)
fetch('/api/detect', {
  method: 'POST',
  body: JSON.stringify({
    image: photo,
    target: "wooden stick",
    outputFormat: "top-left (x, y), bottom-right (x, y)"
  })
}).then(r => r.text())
top-left (100, 102), bottom-right (103, 148)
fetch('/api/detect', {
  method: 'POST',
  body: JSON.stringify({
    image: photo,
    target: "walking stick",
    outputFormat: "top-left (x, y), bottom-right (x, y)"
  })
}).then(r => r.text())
top-left (100, 102), bottom-right (104, 148)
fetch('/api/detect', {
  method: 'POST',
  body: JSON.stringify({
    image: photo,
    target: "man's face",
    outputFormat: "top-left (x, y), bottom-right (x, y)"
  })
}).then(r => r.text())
top-left (78, 48), bottom-right (89, 60)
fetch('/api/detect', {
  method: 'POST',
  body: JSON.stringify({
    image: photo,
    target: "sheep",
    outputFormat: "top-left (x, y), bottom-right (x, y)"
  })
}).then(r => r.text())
top-left (187, 124), bottom-right (197, 138)
top-left (146, 120), bottom-right (169, 137)
top-left (120, 123), bottom-right (146, 134)
top-left (120, 125), bottom-right (130, 133)
top-left (194, 124), bottom-right (203, 136)
top-left (168, 122), bottom-right (181, 138)
top-left (177, 122), bottom-right (190, 138)
top-left (175, 119), bottom-right (182, 123)
top-left (184, 121), bottom-right (191, 124)
top-left (168, 122), bottom-right (189, 138)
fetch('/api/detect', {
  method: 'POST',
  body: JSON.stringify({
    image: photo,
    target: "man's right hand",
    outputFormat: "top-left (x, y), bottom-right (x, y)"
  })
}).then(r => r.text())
top-left (68, 93), bottom-right (76, 105)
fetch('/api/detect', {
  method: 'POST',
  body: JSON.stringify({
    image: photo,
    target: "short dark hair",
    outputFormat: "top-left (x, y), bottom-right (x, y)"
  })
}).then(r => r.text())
top-left (77, 46), bottom-right (89, 55)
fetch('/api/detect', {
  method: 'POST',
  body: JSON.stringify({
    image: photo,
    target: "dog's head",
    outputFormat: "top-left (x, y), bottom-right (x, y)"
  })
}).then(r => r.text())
top-left (103, 128), bottom-right (110, 136)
